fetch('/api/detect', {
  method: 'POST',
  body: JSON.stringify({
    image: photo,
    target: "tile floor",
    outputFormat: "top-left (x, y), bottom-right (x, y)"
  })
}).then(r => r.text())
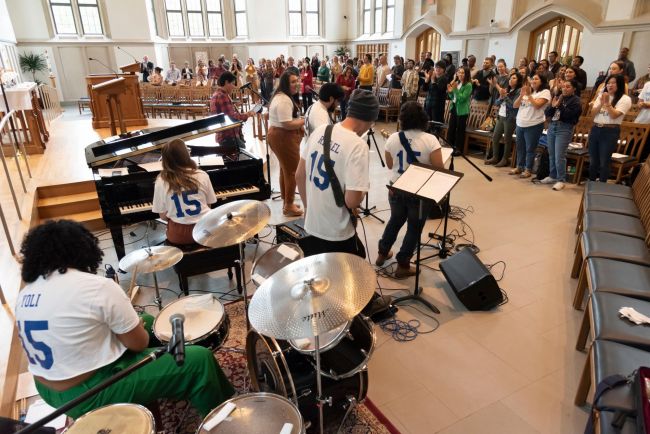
top-left (0, 106), bottom-right (591, 433)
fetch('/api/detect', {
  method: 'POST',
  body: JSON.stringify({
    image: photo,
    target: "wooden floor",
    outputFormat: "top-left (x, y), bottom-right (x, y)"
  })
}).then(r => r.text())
top-left (0, 105), bottom-right (590, 433)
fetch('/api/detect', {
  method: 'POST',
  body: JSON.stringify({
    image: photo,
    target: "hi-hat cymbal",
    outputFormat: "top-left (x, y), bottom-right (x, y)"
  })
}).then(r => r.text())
top-left (193, 200), bottom-right (271, 248)
top-left (248, 253), bottom-right (376, 340)
top-left (118, 246), bottom-right (184, 273)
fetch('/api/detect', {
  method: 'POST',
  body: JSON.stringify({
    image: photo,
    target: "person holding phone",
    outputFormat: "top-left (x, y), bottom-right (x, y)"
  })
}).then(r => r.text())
top-left (446, 66), bottom-right (473, 152)
top-left (587, 74), bottom-right (632, 182)
top-left (511, 74), bottom-right (551, 178)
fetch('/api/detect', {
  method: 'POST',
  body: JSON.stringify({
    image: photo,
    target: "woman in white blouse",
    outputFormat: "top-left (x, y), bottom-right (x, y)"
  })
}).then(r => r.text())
top-left (588, 74), bottom-right (632, 182)
top-left (511, 74), bottom-right (551, 178)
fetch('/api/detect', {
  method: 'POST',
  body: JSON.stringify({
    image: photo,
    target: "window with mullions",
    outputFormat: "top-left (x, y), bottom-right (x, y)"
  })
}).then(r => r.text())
top-left (166, 0), bottom-right (185, 36)
top-left (288, 0), bottom-right (319, 36)
top-left (49, 0), bottom-right (105, 35)
top-left (234, 0), bottom-right (248, 36)
top-left (50, 0), bottom-right (77, 34)
top-left (206, 0), bottom-right (224, 37)
top-left (77, 0), bottom-right (102, 34)
top-left (374, 0), bottom-right (382, 34)
top-left (185, 0), bottom-right (204, 36)
top-left (362, 0), bottom-right (371, 35)
top-left (385, 0), bottom-right (394, 33)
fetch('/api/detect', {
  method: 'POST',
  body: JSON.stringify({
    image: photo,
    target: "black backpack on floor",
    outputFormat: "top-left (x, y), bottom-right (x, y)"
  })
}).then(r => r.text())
top-left (532, 145), bottom-right (550, 181)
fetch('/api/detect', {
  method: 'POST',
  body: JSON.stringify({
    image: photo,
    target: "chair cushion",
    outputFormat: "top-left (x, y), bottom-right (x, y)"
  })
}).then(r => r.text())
top-left (567, 148), bottom-right (589, 156)
top-left (582, 232), bottom-right (650, 266)
top-left (583, 211), bottom-right (646, 240)
top-left (584, 195), bottom-right (640, 218)
top-left (588, 258), bottom-right (650, 300)
top-left (598, 410), bottom-right (637, 434)
top-left (585, 181), bottom-right (633, 199)
top-left (592, 340), bottom-right (650, 411)
top-left (591, 292), bottom-right (650, 351)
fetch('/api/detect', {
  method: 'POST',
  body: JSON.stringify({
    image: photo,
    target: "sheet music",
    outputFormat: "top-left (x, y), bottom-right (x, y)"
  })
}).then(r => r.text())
top-left (98, 167), bottom-right (128, 177)
top-left (441, 147), bottom-right (453, 165)
top-left (194, 155), bottom-right (225, 166)
top-left (139, 161), bottom-right (164, 172)
top-left (417, 170), bottom-right (460, 203)
top-left (391, 165), bottom-right (433, 194)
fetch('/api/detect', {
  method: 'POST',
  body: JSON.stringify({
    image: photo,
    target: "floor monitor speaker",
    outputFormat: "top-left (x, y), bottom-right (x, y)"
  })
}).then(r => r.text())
top-left (439, 247), bottom-right (503, 310)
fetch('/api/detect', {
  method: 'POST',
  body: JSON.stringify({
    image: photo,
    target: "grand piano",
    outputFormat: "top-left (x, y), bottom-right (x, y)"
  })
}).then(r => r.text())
top-left (85, 114), bottom-right (271, 259)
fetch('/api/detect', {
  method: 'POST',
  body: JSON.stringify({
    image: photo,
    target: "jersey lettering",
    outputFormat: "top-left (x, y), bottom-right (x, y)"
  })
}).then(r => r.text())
top-left (170, 190), bottom-right (202, 218)
top-left (308, 151), bottom-right (335, 191)
top-left (17, 320), bottom-right (54, 370)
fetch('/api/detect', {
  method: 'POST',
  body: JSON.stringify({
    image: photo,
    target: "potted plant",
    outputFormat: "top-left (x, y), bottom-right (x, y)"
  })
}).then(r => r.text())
top-left (19, 52), bottom-right (48, 84)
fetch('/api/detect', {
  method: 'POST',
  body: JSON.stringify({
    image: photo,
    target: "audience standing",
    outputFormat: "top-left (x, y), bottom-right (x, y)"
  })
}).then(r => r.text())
top-left (486, 71), bottom-right (522, 167)
top-left (446, 66), bottom-right (473, 153)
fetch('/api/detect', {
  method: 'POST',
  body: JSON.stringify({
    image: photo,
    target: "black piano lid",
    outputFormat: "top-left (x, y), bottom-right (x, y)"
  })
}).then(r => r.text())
top-left (85, 114), bottom-right (243, 168)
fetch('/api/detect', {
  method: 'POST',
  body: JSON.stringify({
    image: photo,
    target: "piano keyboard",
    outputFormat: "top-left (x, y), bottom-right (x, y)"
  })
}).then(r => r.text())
top-left (117, 185), bottom-right (260, 215)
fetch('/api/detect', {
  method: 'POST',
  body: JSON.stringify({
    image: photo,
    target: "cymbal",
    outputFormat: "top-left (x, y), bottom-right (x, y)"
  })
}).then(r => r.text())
top-left (118, 246), bottom-right (183, 273)
top-left (248, 253), bottom-right (376, 340)
top-left (193, 200), bottom-right (271, 248)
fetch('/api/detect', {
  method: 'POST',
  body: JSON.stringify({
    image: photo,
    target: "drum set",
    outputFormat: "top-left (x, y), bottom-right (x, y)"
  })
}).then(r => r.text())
top-left (70, 199), bottom-right (378, 434)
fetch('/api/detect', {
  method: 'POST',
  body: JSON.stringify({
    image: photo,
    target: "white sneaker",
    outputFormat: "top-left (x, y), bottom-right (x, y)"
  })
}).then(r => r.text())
top-left (552, 181), bottom-right (565, 191)
top-left (540, 176), bottom-right (556, 184)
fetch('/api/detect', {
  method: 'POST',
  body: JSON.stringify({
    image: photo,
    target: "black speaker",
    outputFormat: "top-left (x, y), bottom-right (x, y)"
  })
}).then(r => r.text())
top-left (439, 247), bottom-right (503, 310)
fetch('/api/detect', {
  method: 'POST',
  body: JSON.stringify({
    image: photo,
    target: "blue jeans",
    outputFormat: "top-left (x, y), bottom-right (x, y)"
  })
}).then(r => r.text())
top-left (588, 125), bottom-right (620, 182)
top-left (515, 123), bottom-right (544, 170)
top-left (378, 192), bottom-right (432, 265)
top-left (547, 121), bottom-right (574, 181)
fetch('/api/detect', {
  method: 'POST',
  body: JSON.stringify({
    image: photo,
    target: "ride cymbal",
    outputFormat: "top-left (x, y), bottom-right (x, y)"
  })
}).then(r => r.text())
top-left (118, 245), bottom-right (183, 273)
top-left (193, 200), bottom-right (271, 248)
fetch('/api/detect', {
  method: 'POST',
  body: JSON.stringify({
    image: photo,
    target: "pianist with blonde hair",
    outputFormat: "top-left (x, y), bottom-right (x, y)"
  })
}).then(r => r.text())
top-left (152, 139), bottom-right (216, 245)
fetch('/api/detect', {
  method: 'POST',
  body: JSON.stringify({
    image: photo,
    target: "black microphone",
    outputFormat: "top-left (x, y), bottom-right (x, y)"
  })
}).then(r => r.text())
top-left (116, 46), bottom-right (139, 63)
top-left (88, 57), bottom-right (119, 78)
top-left (240, 81), bottom-right (252, 90)
top-left (169, 313), bottom-right (185, 366)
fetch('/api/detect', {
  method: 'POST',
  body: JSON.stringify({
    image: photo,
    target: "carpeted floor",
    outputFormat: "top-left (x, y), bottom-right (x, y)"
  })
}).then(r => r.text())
top-left (159, 301), bottom-right (400, 433)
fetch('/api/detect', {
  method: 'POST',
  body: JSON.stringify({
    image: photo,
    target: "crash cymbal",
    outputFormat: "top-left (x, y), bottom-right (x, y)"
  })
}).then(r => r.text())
top-left (193, 200), bottom-right (271, 248)
top-left (118, 246), bottom-right (184, 273)
top-left (248, 253), bottom-right (376, 340)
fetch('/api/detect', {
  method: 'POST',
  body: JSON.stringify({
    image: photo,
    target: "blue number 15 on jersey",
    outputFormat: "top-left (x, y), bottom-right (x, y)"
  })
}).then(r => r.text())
top-left (170, 190), bottom-right (201, 218)
top-left (309, 151), bottom-right (335, 191)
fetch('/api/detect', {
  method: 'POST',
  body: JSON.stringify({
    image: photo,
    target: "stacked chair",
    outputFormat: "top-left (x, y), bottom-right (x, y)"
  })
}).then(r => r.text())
top-left (571, 159), bottom-right (650, 432)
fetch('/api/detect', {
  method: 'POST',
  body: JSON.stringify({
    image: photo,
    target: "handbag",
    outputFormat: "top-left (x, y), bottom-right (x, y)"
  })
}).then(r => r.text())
top-left (479, 115), bottom-right (496, 132)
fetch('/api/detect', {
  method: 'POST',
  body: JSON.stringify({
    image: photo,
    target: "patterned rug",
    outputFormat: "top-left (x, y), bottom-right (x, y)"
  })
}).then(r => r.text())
top-left (159, 301), bottom-right (400, 433)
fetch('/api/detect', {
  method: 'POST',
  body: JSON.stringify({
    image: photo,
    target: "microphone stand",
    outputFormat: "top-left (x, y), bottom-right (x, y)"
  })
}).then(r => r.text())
top-left (359, 128), bottom-right (385, 223)
top-left (15, 340), bottom-right (183, 434)
top-left (420, 121), bottom-right (492, 261)
top-left (245, 85), bottom-right (280, 199)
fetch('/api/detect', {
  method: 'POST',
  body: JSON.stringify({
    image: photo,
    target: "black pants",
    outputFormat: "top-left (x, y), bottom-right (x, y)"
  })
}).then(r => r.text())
top-left (301, 233), bottom-right (366, 259)
top-left (447, 111), bottom-right (468, 152)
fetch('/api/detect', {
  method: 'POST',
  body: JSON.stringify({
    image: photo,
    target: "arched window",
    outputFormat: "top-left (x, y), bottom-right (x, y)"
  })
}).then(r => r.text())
top-left (415, 28), bottom-right (441, 62)
top-left (528, 17), bottom-right (583, 63)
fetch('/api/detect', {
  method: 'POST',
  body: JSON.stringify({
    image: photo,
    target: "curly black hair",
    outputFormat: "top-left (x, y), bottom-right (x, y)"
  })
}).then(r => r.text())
top-left (20, 220), bottom-right (104, 283)
top-left (399, 101), bottom-right (429, 132)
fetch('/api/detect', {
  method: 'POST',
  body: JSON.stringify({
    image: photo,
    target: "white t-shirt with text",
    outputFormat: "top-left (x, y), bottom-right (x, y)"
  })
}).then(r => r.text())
top-left (15, 270), bottom-right (140, 381)
top-left (635, 81), bottom-right (650, 124)
top-left (152, 169), bottom-right (216, 224)
top-left (301, 124), bottom-right (369, 241)
top-left (593, 94), bottom-right (632, 126)
top-left (516, 89), bottom-right (551, 127)
top-left (385, 130), bottom-right (441, 183)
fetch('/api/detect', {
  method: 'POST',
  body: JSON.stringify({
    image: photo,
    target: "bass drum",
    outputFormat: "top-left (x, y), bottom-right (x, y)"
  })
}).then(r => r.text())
top-left (246, 330), bottom-right (367, 431)
top-left (63, 403), bottom-right (154, 434)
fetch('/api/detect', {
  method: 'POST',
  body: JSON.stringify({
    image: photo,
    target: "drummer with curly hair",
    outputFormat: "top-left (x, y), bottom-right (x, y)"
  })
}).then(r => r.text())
top-left (15, 219), bottom-right (234, 419)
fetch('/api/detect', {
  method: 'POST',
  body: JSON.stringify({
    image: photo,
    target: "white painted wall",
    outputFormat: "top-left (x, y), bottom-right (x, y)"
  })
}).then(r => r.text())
top-left (487, 33), bottom-right (520, 67)
top-left (0, 0), bottom-right (16, 43)
top-left (579, 28), bottom-right (624, 86)
top-left (6, 0), bottom-right (50, 41)
top-left (103, 0), bottom-right (152, 42)
top-left (604, 0), bottom-right (636, 21)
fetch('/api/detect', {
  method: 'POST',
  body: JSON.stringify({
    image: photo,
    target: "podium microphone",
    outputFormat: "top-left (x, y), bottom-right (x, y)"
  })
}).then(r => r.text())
top-left (88, 57), bottom-right (119, 78)
top-left (116, 46), bottom-right (139, 63)
top-left (169, 314), bottom-right (185, 366)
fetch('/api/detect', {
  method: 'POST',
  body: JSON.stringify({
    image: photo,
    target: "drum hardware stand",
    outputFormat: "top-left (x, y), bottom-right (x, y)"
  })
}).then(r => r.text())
top-left (15, 341), bottom-right (182, 434)
top-left (237, 239), bottom-right (251, 331)
top-left (418, 123), bottom-right (492, 262)
top-left (359, 128), bottom-right (385, 223)
top-left (337, 396), bottom-right (358, 433)
top-left (314, 334), bottom-right (331, 434)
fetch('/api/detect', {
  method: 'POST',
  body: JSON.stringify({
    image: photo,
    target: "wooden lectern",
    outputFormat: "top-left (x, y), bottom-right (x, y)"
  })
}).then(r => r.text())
top-left (120, 63), bottom-right (141, 74)
top-left (86, 74), bottom-right (147, 132)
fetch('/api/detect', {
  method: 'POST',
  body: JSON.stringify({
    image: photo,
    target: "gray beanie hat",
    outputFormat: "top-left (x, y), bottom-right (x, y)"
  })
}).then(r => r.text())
top-left (346, 89), bottom-right (379, 122)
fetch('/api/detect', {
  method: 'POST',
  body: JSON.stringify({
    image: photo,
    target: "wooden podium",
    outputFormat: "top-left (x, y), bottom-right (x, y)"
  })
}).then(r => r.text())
top-left (120, 62), bottom-right (141, 74)
top-left (86, 74), bottom-right (147, 132)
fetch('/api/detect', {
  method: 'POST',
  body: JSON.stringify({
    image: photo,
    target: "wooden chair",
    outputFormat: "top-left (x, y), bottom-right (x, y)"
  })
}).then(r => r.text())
top-left (609, 122), bottom-right (650, 183)
top-left (566, 116), bottom-right (593, 183)
top-left (379, 88), bottom-right (401, 122)
top-left (461, 102), bottom-right (490, 155)
top-left (623, 105), bottom-right (640, 123)
top-left (466, 104), bottom-right (498, 156)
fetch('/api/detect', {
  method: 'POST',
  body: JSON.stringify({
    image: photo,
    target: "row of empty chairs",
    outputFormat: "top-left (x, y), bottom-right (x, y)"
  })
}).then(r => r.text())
top-left (570, 159), bottom-right (650, 432)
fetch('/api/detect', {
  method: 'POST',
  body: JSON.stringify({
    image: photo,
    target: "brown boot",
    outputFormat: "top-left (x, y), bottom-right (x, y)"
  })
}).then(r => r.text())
top-left (375, 250), bottom-right (393, 266)
top-left (395, 263), bottom-right (417, 278)
top-left (495, 158), bottom-right (509, 167)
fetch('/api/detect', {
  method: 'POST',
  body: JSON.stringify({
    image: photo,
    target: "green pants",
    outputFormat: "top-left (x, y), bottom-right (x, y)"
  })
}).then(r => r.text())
top-left (35, 313), bottom-right (234, 419)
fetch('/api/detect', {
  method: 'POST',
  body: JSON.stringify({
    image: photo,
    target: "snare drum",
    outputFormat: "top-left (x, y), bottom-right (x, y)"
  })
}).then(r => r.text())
top-left (197, 393), bottom-right (304, 433)
top-left (246, 330), bottom-right (367, 430)
top-left (290, 315), bottom-right (375, 380)
top-left (154, 295), bottom-right (229, 350)
top-left (251, 243), bottom-right (304, 286)
top-left (64, 403), bottom-right (154, 434)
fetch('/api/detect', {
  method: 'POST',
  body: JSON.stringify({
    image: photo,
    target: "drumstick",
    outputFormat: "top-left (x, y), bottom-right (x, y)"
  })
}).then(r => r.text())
top-left (128, 268), bottom-right (139, 302)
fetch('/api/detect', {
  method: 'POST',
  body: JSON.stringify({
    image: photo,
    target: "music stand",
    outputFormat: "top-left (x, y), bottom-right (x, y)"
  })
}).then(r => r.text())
top-left (388, 162), bottom-right (463, 314)
top-left (359, 128), bottom-right (386, 223)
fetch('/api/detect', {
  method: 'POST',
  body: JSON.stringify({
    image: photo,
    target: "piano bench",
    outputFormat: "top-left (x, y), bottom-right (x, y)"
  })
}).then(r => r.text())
top-left (170, 243), bottom-right (242, 295)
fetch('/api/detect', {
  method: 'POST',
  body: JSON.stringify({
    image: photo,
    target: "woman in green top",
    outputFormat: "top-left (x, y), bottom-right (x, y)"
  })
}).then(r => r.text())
top-left (446, 66), bottom-right (472, 151)
top-left (317, 60), bottom-right (330, 82)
